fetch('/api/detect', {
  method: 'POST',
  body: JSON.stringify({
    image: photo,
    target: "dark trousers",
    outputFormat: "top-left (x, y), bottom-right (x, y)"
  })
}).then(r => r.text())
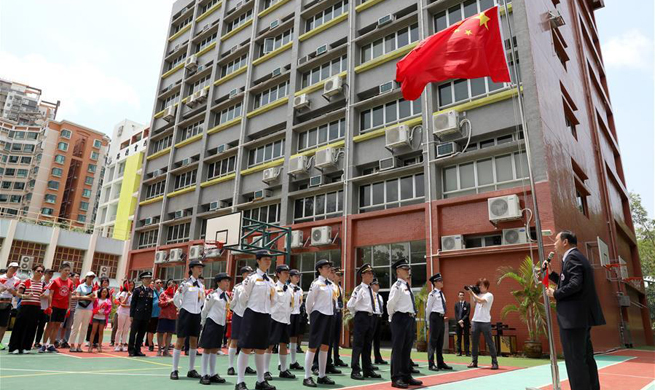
top-left (34, 309), bottom-right (47, 345)
top-left (560, 327), bottom-right (600, 390)
top-left (8, 305), bottom-right (41, 352)
top-left (372, 315), bottom-right (383, 362)
top-left (351, 312), bottom-right (375, 372)
top-left (455, 321), bottom-right (470, 354)
top-left (330, 311), bottom-right (342, 364)
top-left (110, 312), bottom-right (118, 344)
top-left (427, 312), bottom-right (445, 366)
top-left (128, 318), bottom-right (148, 354)
top-left (390, 313), bottom-right (414, 382)
top-left (471, 321), bottom-right (497, 365)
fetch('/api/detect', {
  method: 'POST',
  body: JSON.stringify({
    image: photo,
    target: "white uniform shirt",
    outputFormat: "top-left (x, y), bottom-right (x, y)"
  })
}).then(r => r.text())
top-left (202, 287), bottom-right (229, 326)
top-left (271, 280), bottom-right (293, 324)
top-left (305, 275), bottom-right (334, 316)
top-left (346, 282), bottom-right (376, 314)
top-left (242, 268), bottom-right (276, 314)
top-left (290, 283), bottom-right (302, 315)
top-left (425, 288), bottom-right (446, 322)
top-left (173, 276), bottom-right (205, 314)
top-left (471, 292), bottom-right (494, 323)
top-left (231, 282), bottom-right (247, 317)
top-left (387, 279), bottom-right (416, 321)
top-left (374, 293), bottom-right (384, 316)
top-left (0, 273), bottom-right (20, 300)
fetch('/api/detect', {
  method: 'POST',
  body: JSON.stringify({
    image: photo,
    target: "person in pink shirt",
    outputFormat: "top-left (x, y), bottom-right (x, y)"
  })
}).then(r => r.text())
top-left (89, 287), bottom-right (112, 353)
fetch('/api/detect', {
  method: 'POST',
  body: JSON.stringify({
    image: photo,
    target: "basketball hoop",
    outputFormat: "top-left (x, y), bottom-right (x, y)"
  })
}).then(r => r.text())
top-left (623, 276), bottom-right (643, 290)
top-left (203, 240), bottom-right (225, 259)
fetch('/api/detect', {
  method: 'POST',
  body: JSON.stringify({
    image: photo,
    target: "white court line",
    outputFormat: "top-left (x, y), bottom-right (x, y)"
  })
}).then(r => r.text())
top-left (638, 380), bottom-right (655, 390)
top-left (535, 356), bottom-right (637, 389)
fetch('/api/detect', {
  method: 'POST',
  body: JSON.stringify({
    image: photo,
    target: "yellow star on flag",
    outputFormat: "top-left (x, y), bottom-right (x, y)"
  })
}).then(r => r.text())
top-left (465, 29), bottom-right (472, 36)
top-left (477, 11), bottom-right (491, 29)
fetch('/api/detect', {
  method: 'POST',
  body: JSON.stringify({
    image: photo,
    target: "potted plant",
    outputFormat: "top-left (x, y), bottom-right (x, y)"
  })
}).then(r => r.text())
top-left (497, 256), bottom-right (554, 358)
top-left (414, 282), bottom-right (430, 352)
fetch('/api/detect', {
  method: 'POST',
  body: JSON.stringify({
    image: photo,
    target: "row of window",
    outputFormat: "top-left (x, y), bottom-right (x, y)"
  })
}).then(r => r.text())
top-left (359, 174), bottom-right (425, 211)
top-left (2, 155), bottom-right (32, 165)
top-left (146, 180), bottom-right (167, 199)
top-left (167, 222), bottom-right (191, 244)
top-left (207, 155), bottom-right (236, 179)
top-left (243, 203), bottom-right (281, 225)
top-left (301, 55), bottom-right (347, 89)
top-left (217, 102), bottom-right (243, 125)
top-left (360, 23), bottom-right (419, 64)
top-left (226, 9), bottom-right (253, 34)
top-left (247, 139), bottom-right (285, 167)
top-left (190, 75), bottom-right (211, 95)
top-left (0, 194), bottom-right (23, 203)
top-left (200, 0), bottom-right (220, 15)
top-left (3, 143), bottom-right (35, 153)
top-left (298, 118), bottom-right (346, 151)
top-left (221, 54), bottom-right (248, 78)
top-left (162, 92), bottom-right (181, 109)
top-left (152, 135), bottom-right (173, 153)
top-left (1, 168), bottom-right (29, 178)
top-left (261, 29), bottom-right (293, 56)
top-left (196, 32), bottom-right (218, 54)
top-left (174, 169), bottom-right (198, 191)
top-left (172, 14), bottom-right (193, 36)
top-left (181, 120), bottom-right (205, 140)
top-left (253, 80), bottom-right (289, 109)
top-left (1, 181), bottom-right (25, 190)
top-left (294, 190), bottom-right (344, 222)
top-left (5, 131), bottom-right (39, 140)
top-left (305, 0), bottom-right (348, 33)
top-left (360, 97), bottom-right (422, 133)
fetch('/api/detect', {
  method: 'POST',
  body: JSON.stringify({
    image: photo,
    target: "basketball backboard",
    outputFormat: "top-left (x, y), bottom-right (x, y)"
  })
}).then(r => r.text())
top-left (205, 211), bottom-right (242, 247)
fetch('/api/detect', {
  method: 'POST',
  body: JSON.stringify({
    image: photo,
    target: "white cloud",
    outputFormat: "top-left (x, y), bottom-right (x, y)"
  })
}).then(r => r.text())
top-left (602, 29), bottom-right (653, 70)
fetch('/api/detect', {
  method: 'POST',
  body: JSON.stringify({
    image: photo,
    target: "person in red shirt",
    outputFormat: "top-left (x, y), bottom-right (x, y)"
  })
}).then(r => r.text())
top-left (41, 262), bottom-right (74, 353)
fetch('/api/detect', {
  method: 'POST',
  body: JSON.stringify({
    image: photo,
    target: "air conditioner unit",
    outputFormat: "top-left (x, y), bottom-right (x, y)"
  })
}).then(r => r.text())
top-left (377, 14), bottom-right (395, 27)
top-left (309, 175), bottom-right (323, 187)
top-left (270, 19), bottom-right (280, 29)
top-left (547, 10), bottom-right (565, 28)
top-left (315, 44), bottom-right (328, 56)
top-left (502, 227), bottom-right (529, 245)
top-left (185, 55), bottom-right (198, 71)
top-left (488, 195), bottom-right (522, 222)
top-left (217, 143), bottom-right (229, 153)
top-left (379, 81), bottom-right (395, 94)
top-left (189, 245), bottom-right (204, 260)
top-left (311, 226), bottom-right (332, 246)
top-left (19, 255), bottom-right (34, 272)
top-left (253, 189), bottom-right (272, 199)
top-left (441, 235), bottom-right (464, 251)
top-left (288, 155), bottom-right (308, 175)
top-left (618, 294), bottom-right (631, 307)
top-left (155, 250), bottom-right (168, 263)
top-left (385, 124), bottom-right (411, 149)
top-left (197, 64), bottom-right (205, 72)
top-left (314, 147), bottom-right (336, 169)
top-left (262, 167), bottom-right (281, 183)
top-left (432, 110), bottom-right (461, 138)
top-left (297, 55), bottom-right (309, 66)
top-left (163, 105), bottom-right (177, 122)
top-left (209, 201), bottom-right (220, 211)
top-left (379, 157), bottom-right (398, 171)
top-left (186, 94), bottom-right (198, 107)
top-left (174, 210), bottom-right (184, 219)
top-left (436, 141), bottom-right (461, 157)
top-left (229, 88), bottom-right (238, 98)
top-left (323, 75), bottom-right (343, 98)
top-left (174, 44), bottom-right (180, 52)
top-left (144, 217), bottom-right (153, 226)
top-left (196, 88), bottom-right (208, 102)
top-left (271, 67), bottom-right (282, 77)
top-left (293, 94), bottom-right (310, 110)
top-left (179, 158), bottom-right (190, 166)
top-left (169, 248), bottom-right (184, 262)
top-left (99, 266), bottom-right (110, 278)
top-left (291, 230), bottom-right (304, 248)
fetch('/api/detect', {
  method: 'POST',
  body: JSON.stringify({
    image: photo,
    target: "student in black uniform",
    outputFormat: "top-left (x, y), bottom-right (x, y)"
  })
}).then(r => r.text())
top-left (199, 272), bottom-right (230, 385)
top-left (425, 273), bottom-right (452, 371)
top-left (311, 266), bottom-right (342, 375)
top-left (128, 271), bottom-right (154, 357)
top-left (228, 266), bottom-right (256, 376)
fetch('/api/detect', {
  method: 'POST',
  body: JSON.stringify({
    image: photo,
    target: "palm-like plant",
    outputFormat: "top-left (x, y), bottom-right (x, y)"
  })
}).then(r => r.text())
top-left (414, 282), bottom-right (431, 343)
top-left (497, 256), bottom-right (553, 342)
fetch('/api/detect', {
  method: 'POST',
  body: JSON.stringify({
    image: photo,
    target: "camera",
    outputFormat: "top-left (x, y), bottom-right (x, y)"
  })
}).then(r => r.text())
top-left (464, 285), bottom-right (481, 294)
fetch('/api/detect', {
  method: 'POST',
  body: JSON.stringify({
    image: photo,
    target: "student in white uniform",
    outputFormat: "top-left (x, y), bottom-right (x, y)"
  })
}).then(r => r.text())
top-left (171, 260), bottom-right (206, 380)
top-left (302, 259), bottom-right (336, 388)
top-left (199, 272), bottom-right (230, 385)
top-left (425, 273), bottom-right (452, 371)
top-left (235, 251), bottom-right (277, 390)
top-left (288, 269), bottom-right (304, 370)
top-left (228, 266), bottom-right (256, 377)
top-left (266, 264), bottom-right (295, 380)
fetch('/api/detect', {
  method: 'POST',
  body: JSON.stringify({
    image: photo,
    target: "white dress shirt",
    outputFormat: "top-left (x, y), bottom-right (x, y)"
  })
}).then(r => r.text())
top-left (374, 293), bottom-right (384, 316)
top-left (174, 276), bottom-right (205, 314)
top-left (231, 282), bottom-right (247, 317)
top-left (347, 282), bottom-right (376, 314)
top-left (290, 283), bottom-right (302, 315)
top-left (202, 287), bottom-right (229, 326)
top-left (305, 275), bottom-right (334, 316)
top-left (563, 247), bottom-right (575, 263)
top-left (425, 288), bottom-right (446, 322)
top-left (387, 279), bottom-right (416, 321)
top-left (271, 280), bottom-right (293, 324)
top-left (242, 268), bottom-right (276, 314)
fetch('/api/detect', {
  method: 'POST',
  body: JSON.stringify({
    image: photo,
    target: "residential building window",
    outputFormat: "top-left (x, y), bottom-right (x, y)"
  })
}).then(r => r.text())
top-left (57, 142), bottom-right (68, 151)
top-left (41, 208), bottom-right (54, 216)
top-left (13, 182), bottom-right (25, 190)
top-left (166, 222), bottom-right (191, 244)
top-left (9, 195), bottom-right (21, 203)
top-left (225, 9), bottom-right (253, 34)
top-left (61, 129), bottom-right (72, 139)
top-left (294, 190), bottom-right (344, 222)
top-left (88, 164), bottom-right (97, 173)
top-left (221, 54), bottom-right (248, 78)
top-left (298, 118), bottom-right (346, 151)
top-left (20, 156), bottom-right (31, 164)
top-left (216, 103), bottom-right (243, 125)
top-left (17, 169), bottom-right (28, 178)
top-left (253, 81), bottom-right (289, 109)
top-left (247, 139), bottom-right (285, 167)
top-left (261, 29), bottom-right (293, 56)
top-left (80, 201), bottom-right (89, 211)
top-left (356, 240), bottom-right (427, 289)
top-left (437, 77), bottom-right (505, 108)
top-left (434, 0), bottom-right (496, 33)
top-left (146, 180), bottom-right (167, 199)
top-left (51, 168), bottom-right (63, 177)
top-left (360, 97), bottom-right (422, 133)
top-left (207, 155), bottom-right (236, 179)
top-left (196, 32), bottom-right (218, 54)
top-left (290, 250), bottom-right (342, 290)
top-left (8, 156), bottom-right (18, 164)
top-left (138, 229), bottom-right (159, 249)
top-left (1, 181), bottom-right (10, 189)
top-left (190, 75), bottom-right (211, 95)
top-left (93, 139), bottom-right (102, 149)
top-left (55, 154), bottom-right (65, 164)
top-left (301, 55), bottom-right (348, 88)
top-left (305, 0), bottom-right (348, 33)
top-left (47, 181), bottom-right (59, 190)
top-left (152, 135), bottom-right (173, 153)
top-left (24, 144), bottom-right (35, 153)
top-left (171, 15), bottom-right (192, 36)
top-left (243, 203), bottom-right (281, 225)
top-left (162, 92), bottom-right (181, 109)
top-left (77, 214), bottom-right (86, 223)
top-left (361, 23), bottom-right (419, 64)
top-left (359, 174), bottom-right (425, 212)
top-left (91, 151), bottom-right (99, 160)
top-left (442, 151), bottom-right (529, 198)
top-left (85, 176), bottom-right (94, 186)
top-left (118, 162), bottom-right (125, 175)
top-left (173, 169), bottom-right (197, 190)
top-left (45, 194), bottom-right (57, 204)
top-left (263, 0), bottom-right (281, 10)
top-left (181, 120), bottom-right (204, 140)
top-left (200, 0), bottom-right (220, 15)
top-left (5, 168), bottom-right (15, 176)
top-left (82, 189), bottom-right (92, 198)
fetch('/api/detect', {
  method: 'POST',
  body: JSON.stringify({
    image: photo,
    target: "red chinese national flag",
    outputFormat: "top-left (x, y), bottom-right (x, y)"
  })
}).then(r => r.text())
top-left (396, 6), bottom-right (511, 101)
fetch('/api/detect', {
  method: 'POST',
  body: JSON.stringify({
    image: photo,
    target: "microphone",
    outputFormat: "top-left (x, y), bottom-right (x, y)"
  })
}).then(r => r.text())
top-left (542, 252), bottom-right (555, 272)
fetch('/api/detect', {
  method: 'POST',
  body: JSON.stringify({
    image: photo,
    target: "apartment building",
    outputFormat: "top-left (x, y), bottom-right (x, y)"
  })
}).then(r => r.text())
top-left (126, 0), bottom-right (651, 350)
top-left (0, 78), bottom-right (59, 126)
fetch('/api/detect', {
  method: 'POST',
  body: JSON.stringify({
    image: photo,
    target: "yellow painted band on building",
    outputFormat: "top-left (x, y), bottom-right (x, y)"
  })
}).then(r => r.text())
top-left (113, 153), bottom-right (143, 240)
top-left (294, 71), bottom-right (347, 97)
top-left (175, 133), bottom-right (203, 149)
top-left (207, 117), bottom-right (242, 134)
top-left (299, 12), bottom-right (348, 41)
top-left (240, 157), bottom-right (284, 176)
top-left (162, 62), bottom-right (185, 79)
top-left (196, 42), bottom-right (217, 58)
top-left (432, 88), bottom-right (519, 117)
top-left (252, 41), bottom-right (293, 66)
top-left (167, 185), bottom-right (197, 198)
top-left (147, 146), bottom-right (172, 161)
top-left (196, 1), bottom-right (222, 22)
top-left (290, 140), bottom-right (346, 159)
top-left (354, 42), bottom-right (418, 74)
top-left (139, 195), bottom-right (164, 206)
top-left (353, 117), bottom-right (423, 143)
top-left (214, 66), bottom-right (247, 86)
top-left (168, 24), bottom-right (191, 42)
top-left (221, 19), bottom-right (253, 42)
top-left (258, 0), bottom-right (291, 18)
top-left (355, 0), bottom-right (387, 12)
top-left (246, 97), bottom-right (289, 118)
top-left (200, 173), bottom-right (236, 188)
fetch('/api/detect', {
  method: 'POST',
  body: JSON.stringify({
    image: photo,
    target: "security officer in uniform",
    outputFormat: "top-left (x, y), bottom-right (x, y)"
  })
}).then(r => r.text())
top-left (371, 278), bottom-right (387, 365)
top-left (387, 259), bottom-right (422, 389)
top-left (128, 271), bottom-right (154, 357)
top-left (426, 273), bottom-right (452, 371)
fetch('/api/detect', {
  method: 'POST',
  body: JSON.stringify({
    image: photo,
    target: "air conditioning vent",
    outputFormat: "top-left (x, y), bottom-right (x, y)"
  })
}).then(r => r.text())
top-left (441, 235), bottom-right (464, 251)
top-left (323, 75), bottom-right (343, 98)
top-left (229, 88), bottom-right (238, 98)
top-left (432, 110), bottom-right (461, 139)
top-left (314, 147), bottom-right (336, 169)
top-left (253, 189), bottom-right (272, 199)
top-left (311, 226), bottom-right (332, 246)
top-left (297, 55), bottom-right (309, 66)
top-left (169, 248), bottom-right (184, 262)
top-left (174, 210), bottom-right (184, 219)
top-left (293, 94), bottom-right (310, 110)
top-left (271, 67), bottom-right (282, 77)
top-left (290, 230), bottom-right (304, 248)
top-left (217, 144), bottom-right (229, 153)
top-left (385, 124), bottom-right (411, 149)
top-left (315, 44), bottom-right (328, 56)
top-left (309, 175), bottom-right (323, 187)
top-left (488, 195), bottom-right (522, 222)
top-left (377, 14), bottom-right (395, 27)
top-left (189, 245), bottom-right (204, 260)
top-left (262, 167), bottom-right (282, 184)
top-left (19, 256), bottom-right (34, 272)
top-left (288, 155), bottom-right (309, 175)
top-left (502, 228), bottom-right (529, 245)
top-left (379, 157), bottom-right (397, 171)
top-left (436, 141), bottom-right (460, 157)
top-left (184, 55), bottom-right (198, 71)
top-left (379, 81), bottom-right (395, 94)
top-left (163, 105), bottom-right (177, 122)
top-left (209, 201), bottom-right (220, 211)
top-left (144, 217), bottom-right (153, 226)
top-left (270, 19), bottom-right (280, 29)
top-left (155, 250), bottom-right (168, 263)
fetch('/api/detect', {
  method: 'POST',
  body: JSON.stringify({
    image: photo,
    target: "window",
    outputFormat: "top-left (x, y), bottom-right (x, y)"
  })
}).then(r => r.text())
top-left (82, 189), bottom-right (92, 198)
top-left (181, 120), bottom-right (205, 140)
top-left (442, 151), bottom-right (529, 198)
top-left (8, 155), bottom-right (18, 164)
top-left (85, 176), bottom-right (94, 186)
top-left (88, 164), bottom-right (97, 173)
top-left (24, 144), bottom-right (35, 153)
top-left (77, 214), bottom-right (86, 223)
top-left (216, 103), bottom-right (243, 125)
top-left (261, 29), bottom-right (293, 56)
top-left (189, 75), bottom-right (211, 95)
top-left (171, 14), bottom-right (192, 36)
top-left (290, 250), bottom-right (342, 290)
top-left (298, 118), bottom-right (346, 151)
top-left (17, 169), bottom-right (28, 178)
top-left (571, 158), bottom-right (589, 217)
top-left (47, 181), bottom-right (59, 190)
top-left (361, 24), bottom-right (419, 63)
top-left (294, 190), bottom-right (344, 222)
top-left (356, 240), bottom-right (426, 289)
top-left (60, 129), bottom-right (72, 139)
top-left (5, 168), bottom-right (15, 177)
top-left (253, 81), bottom-right (289, 109)
top-left (20, 156), bottom-right (31, 164)
top-left (305, 0), bottom-right (348, 32)
top-left (91, 151), bottom-right (99, 160)
top-left (54, 154), bottom-right (65, 164)
top-left (243, 203), bottom-right (281, 225)
top-left (359, 97), bottom-right (422, 133)
top-left (166, 222), bottom-right (191, 244)
top-left (9, 195), bottom-right (21, 203)
top-left (196, 32), bottom-right (218, 53)
top-left (51, 168), bottom-right (63, 177)
top-left (80, 201), bottom-right (89, 211)
top-left (41, 208), bottom-right (54, 216)
top-left (465, 234), bottom-right (502, 249)
top-left (13, 182), bottom-right (25, 190)
top-left (221, 54), bottom-right (248, 78)
top-left (162, 92), bottom-right (181, 109)
top-left (173, 169), bottom-right (197, 190)
top-left (207, 155), bottom-right (236, 179)
top-left (57, 142), bottom-right (68, 151)
top-left (247, 139), bottom-right (285, 167)
top-left (226, 9), bottom-right (253, 33)
top-left (359, 174), bottom-right (424, 212)
top-left (146, 180), bottom-right (167, 199)
top-left (1, 181), bottom-right (11, 189)
top-left (301, 55), bottom-right (348, 88)
top-left (152, 135), bottom-right (173, 153)
top-left (93, 139), bottom-right (102, 149)
top-left (434, 0), bottom-right (495, 33)
top-left (437, 76), bottom-right (507, 108)
top-left (138, 229), bottom-right (159, 249)
top-left (200, 0), bottom-right (220, 14)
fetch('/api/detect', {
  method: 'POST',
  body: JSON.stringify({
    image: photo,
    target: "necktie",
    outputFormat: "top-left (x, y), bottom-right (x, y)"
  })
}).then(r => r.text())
top-left (440, 290), bottom-right (446, 315)
top-left (262, 274), bottom-right (269, 282)
top-left (325, 279), bottom-right (332, 286)
top-left (220, 292), bottom-right (227, 301)
top-left (368, 286), bottom-right (376, 312)
top-left (193, 280), bottom-right (199, 287)
top-left (408, 283), bottom-right (416, 313)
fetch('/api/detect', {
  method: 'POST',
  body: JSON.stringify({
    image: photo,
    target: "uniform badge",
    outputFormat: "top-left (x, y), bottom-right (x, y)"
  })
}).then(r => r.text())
top-left (560, 273), bottom-right (565, 281)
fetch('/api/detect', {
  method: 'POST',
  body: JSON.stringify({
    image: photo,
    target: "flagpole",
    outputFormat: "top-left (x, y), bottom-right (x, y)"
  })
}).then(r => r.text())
top-left (499, 1), bottom-right (561, 389)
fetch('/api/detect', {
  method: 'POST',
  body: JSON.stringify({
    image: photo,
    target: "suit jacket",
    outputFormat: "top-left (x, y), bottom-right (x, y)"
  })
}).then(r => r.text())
top-left (130, 285), bottom-right (154, 321)
top-left (549, 248), bottom-right (605, 329)
top-left (454, 300), bottom-right (470, 324)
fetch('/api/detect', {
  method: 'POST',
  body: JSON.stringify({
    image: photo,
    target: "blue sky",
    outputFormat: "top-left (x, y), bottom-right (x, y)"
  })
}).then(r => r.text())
top-left (0, 0), bottom-right (652, 215)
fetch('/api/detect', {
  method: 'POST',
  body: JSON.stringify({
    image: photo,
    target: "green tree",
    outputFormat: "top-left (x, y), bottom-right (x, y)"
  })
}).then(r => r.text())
top-left (629, 192), bottom-right (655, 329)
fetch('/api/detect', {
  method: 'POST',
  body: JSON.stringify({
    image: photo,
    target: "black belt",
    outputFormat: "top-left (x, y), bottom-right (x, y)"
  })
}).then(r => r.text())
top-left (376, 314), bottom-right (382, 318)
top-left (396, 312), bottom-right (416, 318)
top-left (356, 311), bottom-right (374, 317)
top-left (431, 312), bottom-right (445, 317)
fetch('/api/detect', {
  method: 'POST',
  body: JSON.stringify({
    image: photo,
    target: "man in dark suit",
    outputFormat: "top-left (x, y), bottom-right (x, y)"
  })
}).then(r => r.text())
top-left (454, 291), bottom-right (470, 356)
top-left (545, 230), bottom-right (605, 390)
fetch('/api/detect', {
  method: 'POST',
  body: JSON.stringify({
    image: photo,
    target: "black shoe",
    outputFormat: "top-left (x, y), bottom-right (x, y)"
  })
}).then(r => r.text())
top-left (149, 345), bottom-right (154, 352)
top-left (187, 370), bottom-right (201, 379)
top-left (351, 371), bottom-right (364, 380)
top-left (170, 371), bottom-right (179, 380)
top-left (200, 375), bottom-right (212, 385)
top-left (290, 362), bottom-right (304, 370)
top-left (235, 382), bottom-right (248, 390)
top-left (375, 359), bottom-right (388, 365)
top-left (227, 367), bottom-right (236, 376)
top-left (363, 371), bottom-right (381, 379)
top-left (303, 378), bottom-right (317, 387)
top-left (255, 380), bottom-right (275, 390)
top-left (369, 365), bottom-right (379, 371)
top-left (135, 351), bottom-right (146, 357)
top-left (491, 363), bottom-right (499, 370)
top-left (467, 362), bottom-right (478, 368)
top-left (317, 376), bottom-right (335, 385)
top-left (272, 345), bottom-right (278, 354)
top-left (465, 353), bottom-right (471, 357)
top-left (264, 372), bottom-right (273, 381)
top-left (391, 380), bottom-right (408, 389)
top-left (246, 366), bottom-right (257, 375)
top-left (429, 365), bottom-right (439, 371)
top-left (410, 361), bottom-right (418, 367)
top-left (410, 368), bottom-right (420, 374)
top-left (279, 370), bottom-right (295, 379)
top-left (406, 378), bottom-right (423, 386)
top-left (335, 360), bottom-right (348, 367)
top-left (278, 364), bottom-right (281, 371)
top-left (326, 366), bottom-right (341, 374)
top-left (438, 364), bottom-right (453, 370)
top-left (297, 346), bottom-right (304, 353)
top-left (210, 374), bottom-right (226, 383)
top-left (456, 352), bottom-right (462, 356)
top-left (128, 352), bottom-right (135, 357)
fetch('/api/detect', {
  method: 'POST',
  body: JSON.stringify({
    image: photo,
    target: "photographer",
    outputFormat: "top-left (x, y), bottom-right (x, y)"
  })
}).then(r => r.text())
top-left (466, 278), bottom-right (498, 370)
